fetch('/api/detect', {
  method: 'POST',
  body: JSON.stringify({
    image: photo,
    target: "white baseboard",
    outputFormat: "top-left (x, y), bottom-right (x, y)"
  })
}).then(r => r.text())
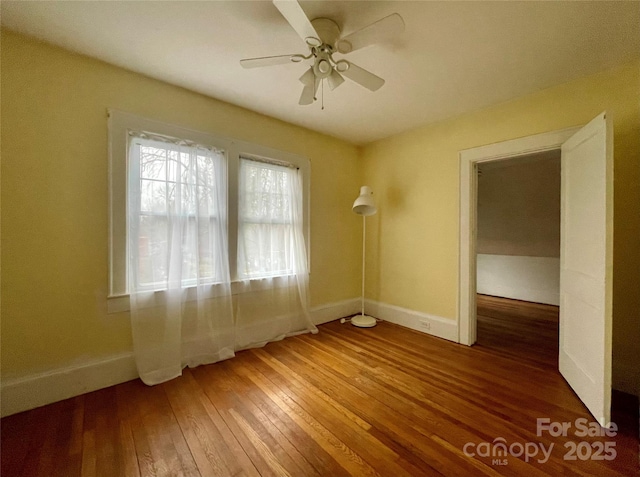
top-left (1, 352), bottom-right (138, 417)
top-left (310, 298), bottom-right (361, 325)
top-left (5, 298), bottom-right (631, 419)
top-left (311, 298), bottom-right (458, 344)
top-left (365, 299), bottom-right (459, 343)
top-left (1, 298), bottom-right (360, 417)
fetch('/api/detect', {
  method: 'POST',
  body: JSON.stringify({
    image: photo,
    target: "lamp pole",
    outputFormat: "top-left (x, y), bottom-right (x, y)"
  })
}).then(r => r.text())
top-left (361, 214), bottom-right (366, 317)
top-left (350, 186), bottom-right (377, 328)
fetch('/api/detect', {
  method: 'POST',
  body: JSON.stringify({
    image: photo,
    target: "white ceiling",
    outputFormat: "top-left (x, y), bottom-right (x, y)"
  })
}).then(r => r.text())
top-left (2, 1), bottom-right (639, 145)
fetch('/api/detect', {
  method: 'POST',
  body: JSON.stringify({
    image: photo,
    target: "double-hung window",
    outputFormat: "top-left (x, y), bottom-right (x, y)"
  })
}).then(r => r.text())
top-left (128, 134), bottom-right (225, 291)
top-left (237, 157), bottom-right (299, 279)
top-left (108, 110), bottom-right (309, 307)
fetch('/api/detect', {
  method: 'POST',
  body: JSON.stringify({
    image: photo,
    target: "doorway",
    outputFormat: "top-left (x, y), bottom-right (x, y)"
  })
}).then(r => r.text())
top-left (457, 126), bottom-right (578, 346)
top-left (458, 115), bottom-right (613, 426)
top-left (475, 151), bottom-right (561, 369)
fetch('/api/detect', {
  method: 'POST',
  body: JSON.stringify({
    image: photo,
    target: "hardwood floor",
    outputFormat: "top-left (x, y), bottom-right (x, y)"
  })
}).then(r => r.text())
top-left (2, 304), bottom-right (638, 476)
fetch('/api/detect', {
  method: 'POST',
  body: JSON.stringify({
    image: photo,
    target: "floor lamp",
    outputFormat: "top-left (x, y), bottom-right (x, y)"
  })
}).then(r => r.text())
top-left (351, 186), bottom-right (377, 328)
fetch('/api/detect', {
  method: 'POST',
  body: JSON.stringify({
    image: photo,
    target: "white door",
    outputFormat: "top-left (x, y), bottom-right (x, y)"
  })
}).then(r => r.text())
top-left (559, 112), bottom-right (613, 426)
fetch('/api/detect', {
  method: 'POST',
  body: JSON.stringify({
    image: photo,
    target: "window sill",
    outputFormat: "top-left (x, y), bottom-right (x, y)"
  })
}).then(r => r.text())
top-left (107, 275), bottom-right (299, 314)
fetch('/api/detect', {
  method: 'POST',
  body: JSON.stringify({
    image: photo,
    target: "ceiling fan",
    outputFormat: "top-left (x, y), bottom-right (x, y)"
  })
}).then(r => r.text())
top-left (240, 0), bottom-right (404, 106)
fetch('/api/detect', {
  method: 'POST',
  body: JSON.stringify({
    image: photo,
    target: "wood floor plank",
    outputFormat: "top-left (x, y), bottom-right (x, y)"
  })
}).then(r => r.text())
top-left (46, 395), bottom-right (85, 477)
top-left (217, 360), bottom-right (313, 477)
top-left (193, 363), bottom-right (291, 477)
top-left (21, 403), bottom-right (64, 476)
top-left (228, 407), bottom-right (296, 477)
top-left (220, 357), bottom-right (352, 477)
top-left (162, 372), bottom-right (236, 477)
top-left (85, 386), bottom-right (135, 477)
top-left (261, 340), bottom-right (447, 474)
top-left (232, 358), bottom-right (383, 477)
top-left (218, 360), bottom-right (327, 477)
top-left (1, 296), bottom-right (637, 476)
top-left (186, 367), bottom-right (263, 477)
top-left (243, 350), bottom-right (422, 477)
top-left (1, 413), bottom-right (32, 476)
top-left (251, 347), bottom-right (372, 431)
top-left (114, 386), bottom-right (141, 477)
top-left (127, 379), bottom-right (201, 477)
top-left (266, 338), bottom-right (497, 476)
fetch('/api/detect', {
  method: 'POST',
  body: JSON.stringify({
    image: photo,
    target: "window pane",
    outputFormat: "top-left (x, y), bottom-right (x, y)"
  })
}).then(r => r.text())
top-left (240, 163), bottom-right (292, 222)
top-left (140, 179), bottom-right (167, 213)
top-left (238, 158), bottom-right (298, 278)
top-left (131, 137), bottom-right (223, 290)
top-left (239, 223), bottom-right (293, 277)
top-left (138, 215), bottom-right (168, 286)
top-left (140, 146), bottom-right (167, 180)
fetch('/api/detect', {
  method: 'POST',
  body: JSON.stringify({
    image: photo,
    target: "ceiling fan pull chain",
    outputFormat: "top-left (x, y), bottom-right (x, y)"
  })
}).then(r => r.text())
top-left (321, 79), bottom-right (325, 110)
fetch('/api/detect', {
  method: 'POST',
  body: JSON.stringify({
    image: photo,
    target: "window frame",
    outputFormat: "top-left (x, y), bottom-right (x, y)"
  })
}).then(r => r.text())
top-left (237, 156), bottom-right (300, 280)
top-left (108, 110), bottom-right (310, 310)
top-left (228, 146), bottom-right (310, 282)
top-left (128, 135), bottom-right (226, 291)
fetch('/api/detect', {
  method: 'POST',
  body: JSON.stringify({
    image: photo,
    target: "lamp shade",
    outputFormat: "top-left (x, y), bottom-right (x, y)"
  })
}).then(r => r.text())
top-left (352, 186), bottom-right (377, 216)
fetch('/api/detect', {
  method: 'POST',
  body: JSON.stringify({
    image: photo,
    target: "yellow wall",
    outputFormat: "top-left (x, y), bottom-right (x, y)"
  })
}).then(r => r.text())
top-left (3, 28), bottom-right (638, 396)
top-left (0, 30), bottom-right (362, 378)
top-left (362, 61), bottom-right (640, 394)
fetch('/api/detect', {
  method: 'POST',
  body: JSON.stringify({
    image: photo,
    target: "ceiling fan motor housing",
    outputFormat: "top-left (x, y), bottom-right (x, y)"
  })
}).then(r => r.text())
top-left (309, 19), bottom-right (341, 79)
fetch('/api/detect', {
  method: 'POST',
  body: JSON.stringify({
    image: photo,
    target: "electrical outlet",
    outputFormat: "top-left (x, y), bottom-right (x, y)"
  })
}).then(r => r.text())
top-left (420, 320), bottom-right (431, 330)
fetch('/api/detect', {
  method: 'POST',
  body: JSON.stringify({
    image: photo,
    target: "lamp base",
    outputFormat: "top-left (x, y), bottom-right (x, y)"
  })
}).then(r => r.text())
top-left (351, 314), bottom-right (377, 328)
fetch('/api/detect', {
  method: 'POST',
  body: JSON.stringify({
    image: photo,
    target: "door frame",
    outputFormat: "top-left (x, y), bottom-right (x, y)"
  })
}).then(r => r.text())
top-left (458, 126), bottom-right (581, 345)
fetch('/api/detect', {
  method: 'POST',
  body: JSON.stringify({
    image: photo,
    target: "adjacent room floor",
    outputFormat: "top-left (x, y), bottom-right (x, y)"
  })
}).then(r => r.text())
top-left (2, 301), bottom-right (638, 476)
top-left (476, 294), bottom-right (560, 370)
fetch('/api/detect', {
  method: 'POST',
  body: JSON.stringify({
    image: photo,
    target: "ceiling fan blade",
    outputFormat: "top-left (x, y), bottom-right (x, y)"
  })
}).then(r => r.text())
top-left (299, 67), bottom-right (315, 85)
top-left (299, 80), bottom-right (319, 105)
top-left (336, 13), bottom-right (405, 54)
top-left (273, 0), bottom-right (321, 46)
top-left (327, 69), bottom-right (345, 91)
top-left (240, 54), bottom-right (305, 69)
top-left (299, 68), bottom-right (319, 104)
top-left (338, 61), bottom-right (385, 91)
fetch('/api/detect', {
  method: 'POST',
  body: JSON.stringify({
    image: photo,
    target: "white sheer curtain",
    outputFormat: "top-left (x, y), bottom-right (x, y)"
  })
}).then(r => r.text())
top-left (235, 157), bottom-right (317, 349)
top-left (127, 133), bottom-right (235, 385)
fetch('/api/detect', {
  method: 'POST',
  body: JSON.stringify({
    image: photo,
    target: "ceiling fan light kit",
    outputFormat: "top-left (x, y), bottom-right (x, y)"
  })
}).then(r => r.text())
top-left (240, 0), bottom-right (404, 106)
top-left (335, 61), bottom-right (349, 73)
